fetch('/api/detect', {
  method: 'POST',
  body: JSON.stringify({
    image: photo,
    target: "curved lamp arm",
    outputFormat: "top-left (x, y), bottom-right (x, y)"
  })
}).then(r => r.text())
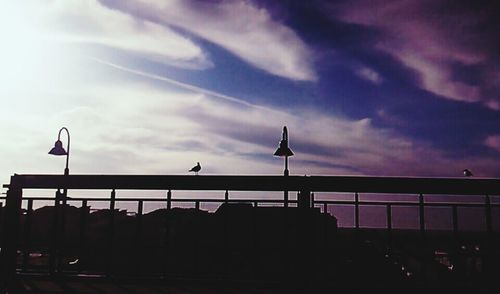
top-left (49, 127), bottom-right (70, 175)
top-left (58, 127), bottom-right (70, 175)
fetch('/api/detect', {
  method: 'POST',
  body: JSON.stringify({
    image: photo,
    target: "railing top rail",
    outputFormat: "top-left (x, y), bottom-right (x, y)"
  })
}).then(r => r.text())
top-left (5, 174), bottom-right (500, 195)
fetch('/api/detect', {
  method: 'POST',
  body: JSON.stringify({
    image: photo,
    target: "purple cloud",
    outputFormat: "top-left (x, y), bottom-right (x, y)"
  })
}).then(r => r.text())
top-left (485, 135), bottom-right (500, 152)
top-left (355, 66), bottom-right (383, 85)
top-left (330, 0), bottom-right (500, 109)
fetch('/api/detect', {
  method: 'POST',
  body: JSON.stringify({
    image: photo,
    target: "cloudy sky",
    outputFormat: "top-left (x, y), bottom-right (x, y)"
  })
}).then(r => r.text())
top-left (1, 0), bottom-right (499, 186)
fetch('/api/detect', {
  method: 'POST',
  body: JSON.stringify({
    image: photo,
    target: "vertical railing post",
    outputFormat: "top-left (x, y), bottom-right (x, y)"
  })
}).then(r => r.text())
top-left (451, 204), bottom-right (460, 254)
top-left (164, 190), bottom-right (171, 277)
top-left (22, 199), bottom-right (34, 270)
top-left (135, 200), bottom-right (143, 273)
top-left (0, 202), bottom-right (3, 237)
top-left (452, 205), bottom-right (458, 239)
top-left (451, 204), bottom-right (461, 278)
top-left (386, 204), bottom-right (392, 254)
top-left (57, 197), bottom-right (67, 272)
top-left (354, 193), bottom-right (361, 246)
top-left (419, 194), bottom-right (426, 238)
top-left (283, 193), bottom-right (294, 283)
top-left (323, 201), bottom-right (329, 280)
top-left (298, 189), bottom-right (311, 209)
top-left (252, 200), bottom-right (258, 280)
top-left (164, 189), bottom-right (172, 276)
top-left (193, 201), bottom-right (200, 276)
top-left (418, 193), bottom-right (426, 282)
top-left (284, 190), bottom-right (289, 208)
top-left (418, 194), bottom-right (425, 234)
top-left (284, 171), bottom-right (290, 208)
top-left (484, 195), bottom-right (493, 277)
top-left (50, 189), bottom-right (63, 275)
top-left (107, 189), bottom-right (116, 277)
top-left (297, 189), bottom-right (312, 288)
top-left (354, 193), bottom-right (360, 230)
top-left (485, 195), bottom-right (492, 234)
top-left (0, 180), bottom-right (23, 292)
top-left (110, 188), bottom-right (116, 212)
top-left (136, 200), bottom-right (143, 238)
top-left (78, 200), bottom-right (88, 273)
top-left (166, 190), bottom-right (172, 210)
top-left (223, 190), bottom-right (229, 277)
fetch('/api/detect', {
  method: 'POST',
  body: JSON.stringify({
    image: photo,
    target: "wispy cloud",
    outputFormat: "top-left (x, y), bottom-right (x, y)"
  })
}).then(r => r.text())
top-left (331, 0), bottom-right (500, 109)
top-left (99, 0), bottom-right (317, 81)
top-left (355, 66), bottom-right (383, 85)
top-left (90, 57), bottom-right (282, 114)
top-left (36, 60), bottom-right (500, 177)
top-left (3, 0), bottom-right (500, 190)
top-left (39, 0), bottom-right (211, 69)
top-left (2, 53), bottom-right (499, 186)
top-left (485, 135), bottom-right (500, 152)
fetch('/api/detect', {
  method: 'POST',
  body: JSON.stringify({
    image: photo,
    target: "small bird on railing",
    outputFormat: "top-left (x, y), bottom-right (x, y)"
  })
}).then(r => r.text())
top-left (463, 169), bottom-right (473, 177)
top-left (189, 162), bottom-right (201, 175)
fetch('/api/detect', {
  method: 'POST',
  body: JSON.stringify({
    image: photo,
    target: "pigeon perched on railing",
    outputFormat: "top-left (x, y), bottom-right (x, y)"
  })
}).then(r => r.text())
top-left (463, 169), bottom-right (473, 177)
top-left (189, 162), bottom-right (201, 175)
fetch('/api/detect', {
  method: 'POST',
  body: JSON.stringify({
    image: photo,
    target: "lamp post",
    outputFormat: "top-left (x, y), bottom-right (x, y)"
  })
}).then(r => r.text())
top-left (48, 127), bottom-right (70, 176)
top-left (274, 126), bottom-right (294, 176)
top-left (49, 127), bottom-right (70, 206)
top-left (274, 126), bottom-right (294, 206)
top-left (48, 127), bottom-right (70, 273)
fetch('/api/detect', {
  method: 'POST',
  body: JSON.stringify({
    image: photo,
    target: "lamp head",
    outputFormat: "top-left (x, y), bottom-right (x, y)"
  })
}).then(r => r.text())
top-left (274, 140), bottom-right (294, 157)
top-left (49, 140), bottom-right (67, 156)
top-left (274, 126), bottom-right (294, 157)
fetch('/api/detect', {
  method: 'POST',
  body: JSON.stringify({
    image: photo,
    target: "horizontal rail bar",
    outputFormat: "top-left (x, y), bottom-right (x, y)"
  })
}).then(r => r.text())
top-left (7, 174), bottom-right (500, 195)
top-left (13, 197), bottom-right (300, 203)
top-left (315, 200), bottom-right (500, 207)
top-left (9, 197), bottom-right (500, 207)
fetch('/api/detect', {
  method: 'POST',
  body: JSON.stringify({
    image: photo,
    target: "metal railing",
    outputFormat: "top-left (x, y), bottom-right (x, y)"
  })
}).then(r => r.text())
top-left (1, 174), bottom-right (499, 290)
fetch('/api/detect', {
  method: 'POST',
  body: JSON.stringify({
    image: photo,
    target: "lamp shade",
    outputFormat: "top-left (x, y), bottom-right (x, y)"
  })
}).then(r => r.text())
top-left (274, 140), bottom-right (294, 157)
top-left (49, 140), bottom-right (67, 155)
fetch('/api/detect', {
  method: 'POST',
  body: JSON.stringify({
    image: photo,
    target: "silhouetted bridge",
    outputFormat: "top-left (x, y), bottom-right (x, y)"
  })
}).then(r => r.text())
top-left (1, 174), bottom-right (499, 292)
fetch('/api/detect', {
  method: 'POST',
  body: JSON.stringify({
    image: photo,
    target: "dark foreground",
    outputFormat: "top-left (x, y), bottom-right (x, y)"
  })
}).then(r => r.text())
top-left (7, 203), bottom-right (500, 293)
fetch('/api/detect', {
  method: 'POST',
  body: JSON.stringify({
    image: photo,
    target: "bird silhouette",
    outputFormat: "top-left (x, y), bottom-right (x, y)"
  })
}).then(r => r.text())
top-left (463, 169), bottom-right (473, 177)
top-left (189, 162), bottom-right (201, 175)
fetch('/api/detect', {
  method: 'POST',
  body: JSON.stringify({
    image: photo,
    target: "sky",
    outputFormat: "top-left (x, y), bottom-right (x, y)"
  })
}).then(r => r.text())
top-left (1, 0), bottom-right (500, 187)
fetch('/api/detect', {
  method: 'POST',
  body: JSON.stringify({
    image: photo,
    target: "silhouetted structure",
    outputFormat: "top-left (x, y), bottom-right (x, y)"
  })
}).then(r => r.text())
top-left (1, 174), bottom-right (499, 292)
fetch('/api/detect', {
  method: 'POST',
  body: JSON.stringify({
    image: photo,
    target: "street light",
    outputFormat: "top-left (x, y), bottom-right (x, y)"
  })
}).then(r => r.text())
top-left (274, 126), bottom-right (294, 208)
top-left (274, 126), bottom-right (294, 176)
top-left (49, 127), bottom-right (70, 175)
top-left (48, 127), bottom-right (70, 272)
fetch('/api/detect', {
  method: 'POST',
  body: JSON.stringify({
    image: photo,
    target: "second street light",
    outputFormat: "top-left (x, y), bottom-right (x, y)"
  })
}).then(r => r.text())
top-left (274, 126), bottom-right (294, 207)
top-left (274, 126), bottom-right (294, 176)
